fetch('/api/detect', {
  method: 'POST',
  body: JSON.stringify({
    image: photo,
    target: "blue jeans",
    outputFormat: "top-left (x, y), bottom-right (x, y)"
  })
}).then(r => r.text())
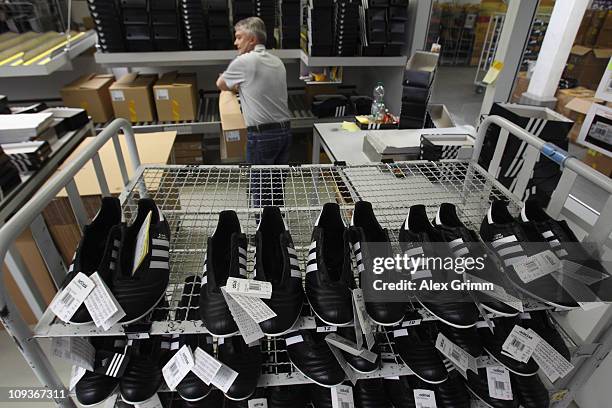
top-left (247, 127), bottom-right (291, 210)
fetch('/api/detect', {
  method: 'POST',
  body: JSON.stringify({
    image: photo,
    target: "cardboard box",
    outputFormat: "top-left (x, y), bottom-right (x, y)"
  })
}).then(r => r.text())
top-left (583, 148), bottom-right (612, 177)
top-left (563, 95), bottom-right (605, 143)
top-left (565, 46), bottom-right (612, 90)
top-left (153, 72), bottom-right (198, 122)
top-left (60, 74), bottom-right (115, 123)
top-left (109, 73), bottom-right (157, 123)
top-left (219, 91), bottom-right (247, 162)
top-left (596, 13), bottom-right (612, 48)
top-left (556, 87), bottom-right (597, 118)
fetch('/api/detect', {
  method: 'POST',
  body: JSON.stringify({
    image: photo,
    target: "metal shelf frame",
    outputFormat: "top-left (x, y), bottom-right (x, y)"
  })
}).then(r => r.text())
top-left (0, 31), bottom-right (97, 78)
top-left (0, 117), bottom-right (611, 406)
top-left (94, 49), bottom-right (408, 68)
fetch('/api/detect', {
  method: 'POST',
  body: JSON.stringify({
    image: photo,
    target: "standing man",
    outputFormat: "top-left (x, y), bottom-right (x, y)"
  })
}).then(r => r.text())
top-left (217, 17), bottom-right (291, 210)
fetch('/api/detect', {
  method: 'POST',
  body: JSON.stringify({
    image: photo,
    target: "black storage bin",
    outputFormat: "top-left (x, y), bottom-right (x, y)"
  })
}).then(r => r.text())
top-left (151, 11), bottom-right (178, 25)
top-left (123, 9), bottom-right (149, 25)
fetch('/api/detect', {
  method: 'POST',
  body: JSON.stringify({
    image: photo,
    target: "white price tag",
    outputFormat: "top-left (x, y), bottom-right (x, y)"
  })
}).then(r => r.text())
top-left (191, 347), bottom-right (222, 385)
top-left (84, 272), bottom-right (126, 330)
top-left (402, 319), bottom-right (422, 327)
top-left (501, 325), bottom-right (539, 363)
top-left (225, 277), bottom-right (272, 299)
top-left (513, 250), bottom-right (560, 283)
top-left (352, 289), bottom-right (375, 350)
top-left (135, 394), bottom-right (163, 408)
top-left (51, 337), bottom-right (95, 371)
top-left (317, 325), bottom-right (337, 333)
top-left (331, 384), bottom-right (354, 408)
top-left (325, 333), bottom-right (378, 363)
top-left (69, 365), bottom-right (87, 391)
top-left (486, 366), bottom-right (513, 400)
top-left (211, 364), bottom-right (239, 393)
top-left (222, 289), bottom-right (265, 344)
top-left (227, 292), bottom-right (277, 323)
top-left (162, 345), bottom-right (195, 391)
top-left (133, 211), bottom-right (152, 275)
top-left (435, 333), bottom-right (477, 375)
top-left (50, 272), bottom-right (95, 322)
top-left (413, 389), bottom-right (437, 408)
top-left (248, 398), bottom-right (268, 408)
top-left (155, 89), bottom-right (169, 100)
top-left (530, 329), bottom-right (574, 382)
top-left (110, 90), bottom-right (125, 102)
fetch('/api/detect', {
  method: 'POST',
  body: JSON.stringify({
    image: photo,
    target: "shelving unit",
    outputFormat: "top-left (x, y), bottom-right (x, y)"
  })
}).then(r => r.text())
top-left (0, 31), bottom-right (97, 77)
top-left (474, 13), bottom-right (505, 93)
top-left (2, 112), bottom-right (612, 407)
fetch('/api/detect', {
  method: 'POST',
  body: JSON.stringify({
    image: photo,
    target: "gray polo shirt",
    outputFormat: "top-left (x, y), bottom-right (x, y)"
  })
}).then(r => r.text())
top-left (221, 44), bottom-right (291, 127)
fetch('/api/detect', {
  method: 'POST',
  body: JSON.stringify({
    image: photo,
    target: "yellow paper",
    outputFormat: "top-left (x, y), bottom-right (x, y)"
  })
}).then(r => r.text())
top-left (483, 60), bottom-right (504, 85)
top-left (341, 121), bottom-right (360, 132)
top-left (133, 211), bottom-right (152, 275)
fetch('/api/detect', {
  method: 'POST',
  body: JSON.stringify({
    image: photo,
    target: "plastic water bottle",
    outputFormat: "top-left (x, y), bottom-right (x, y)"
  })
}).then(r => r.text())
top-left (371, 81), bottom-right (385, 121)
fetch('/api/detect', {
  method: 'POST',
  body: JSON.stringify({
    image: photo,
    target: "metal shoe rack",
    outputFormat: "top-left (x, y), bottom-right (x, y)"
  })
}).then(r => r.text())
top-left (1, 116), bottom-right (612, 407)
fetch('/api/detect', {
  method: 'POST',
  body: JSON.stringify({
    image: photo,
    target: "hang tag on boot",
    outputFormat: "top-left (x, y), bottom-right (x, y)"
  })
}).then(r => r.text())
top-left (162, 345), bottom-right (194, 391)
top-left (331, 384), bottom-right (355, 408)
top-left (84, 272), bottom-right (126, 330)
top-left (50, 272), bottom-right (95, 322)
top-left (222, 288), bottom-right (265, 344)
top-left (352, 289), bottom-right (375, 350)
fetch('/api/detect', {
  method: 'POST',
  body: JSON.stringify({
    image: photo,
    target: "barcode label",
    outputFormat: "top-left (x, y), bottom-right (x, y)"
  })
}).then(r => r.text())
top-left (225, 277), bottom-right (272, 299)
top-left (413, 389), bottom-right (437, 408)
top-left (162, 345), bottom-right (194, 390)
top-left (49, 272), bottom-right (96, 322)
top-left (510, 338), bottom-right (525, 351)
top-left (61, 292), bottom-right (75, 309)
top-left (501, 325), bottom-right (538, 363)
top-left (513, 250), bottom-right (560, 283)
top-left (486, 366), bottom-right (512, 400)
top-left (331, 385), bottom-right (354, 408)
top-left (169, 362), bottom-right (179, 377)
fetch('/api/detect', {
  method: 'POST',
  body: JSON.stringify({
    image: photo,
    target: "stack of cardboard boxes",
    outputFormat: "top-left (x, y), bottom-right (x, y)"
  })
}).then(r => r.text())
top-left (61, 71), bottom-right (199, 124)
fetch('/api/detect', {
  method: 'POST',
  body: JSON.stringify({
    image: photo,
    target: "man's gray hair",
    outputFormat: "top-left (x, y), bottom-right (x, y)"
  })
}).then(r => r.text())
top-left (234, 16), bottom-right (267, 44)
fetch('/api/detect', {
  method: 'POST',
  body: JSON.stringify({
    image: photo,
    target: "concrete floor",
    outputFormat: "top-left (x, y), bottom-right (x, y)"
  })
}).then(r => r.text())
top-left (0, 333), bottom-right (71, 407)
top-left (430, 65), bottom-right (485, 126)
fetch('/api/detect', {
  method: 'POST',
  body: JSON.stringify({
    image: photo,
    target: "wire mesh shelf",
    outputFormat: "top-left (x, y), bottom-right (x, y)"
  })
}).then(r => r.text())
top-left (35, 160), bottom-right (555, 340)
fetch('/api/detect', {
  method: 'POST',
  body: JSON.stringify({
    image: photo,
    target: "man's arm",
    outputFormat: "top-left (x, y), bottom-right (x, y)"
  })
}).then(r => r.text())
top-left (216, 75), bottom-right (236, 92)
top-left (218, 56), bottom-right (247, 92)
